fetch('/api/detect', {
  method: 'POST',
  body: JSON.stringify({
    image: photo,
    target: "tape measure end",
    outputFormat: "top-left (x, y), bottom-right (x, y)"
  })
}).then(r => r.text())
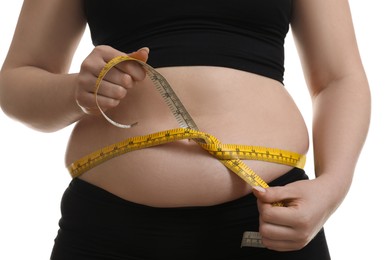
top-left (130, 122), bottom-right (139, 128)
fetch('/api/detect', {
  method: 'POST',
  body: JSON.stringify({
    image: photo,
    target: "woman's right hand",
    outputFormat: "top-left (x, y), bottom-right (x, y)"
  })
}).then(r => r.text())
top-left (75, 45), bottom-right (149, 115)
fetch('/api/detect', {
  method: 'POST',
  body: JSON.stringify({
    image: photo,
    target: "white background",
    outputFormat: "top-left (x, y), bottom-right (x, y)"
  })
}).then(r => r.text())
top-left (1, 1), bottom-right (389, 259)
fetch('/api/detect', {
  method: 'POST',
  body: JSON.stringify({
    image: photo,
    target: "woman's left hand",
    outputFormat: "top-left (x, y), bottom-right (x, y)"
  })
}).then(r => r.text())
top-left (253, 177), bottom-right (334, 251)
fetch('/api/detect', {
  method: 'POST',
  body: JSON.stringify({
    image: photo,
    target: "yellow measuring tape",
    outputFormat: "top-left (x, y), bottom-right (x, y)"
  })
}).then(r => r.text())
top-left (67, 56), bottom-right (306, 247)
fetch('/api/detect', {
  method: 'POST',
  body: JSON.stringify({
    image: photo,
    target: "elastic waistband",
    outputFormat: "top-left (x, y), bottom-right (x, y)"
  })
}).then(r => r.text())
top-left (269, 167), bottom-right (307, 186)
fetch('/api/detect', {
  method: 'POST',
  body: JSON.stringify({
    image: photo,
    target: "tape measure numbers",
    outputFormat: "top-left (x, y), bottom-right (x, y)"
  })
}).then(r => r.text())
top-left (68, 56), bottom-right (306, 248)
top-left (94, 55), bottom-right (198, 130)
top-left (69, 127), bottom-right (305, 184)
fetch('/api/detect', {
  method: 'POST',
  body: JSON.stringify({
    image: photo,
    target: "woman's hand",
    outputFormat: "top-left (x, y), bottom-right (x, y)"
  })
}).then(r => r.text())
top-left (75, 45), bottom-right (149, 115)
top-left (253, 177), bottom-right (336, 251)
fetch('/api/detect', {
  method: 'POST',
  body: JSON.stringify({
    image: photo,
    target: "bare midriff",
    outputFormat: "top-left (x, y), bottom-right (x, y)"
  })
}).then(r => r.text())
top-left (65, 66), bottom-right (309, 207)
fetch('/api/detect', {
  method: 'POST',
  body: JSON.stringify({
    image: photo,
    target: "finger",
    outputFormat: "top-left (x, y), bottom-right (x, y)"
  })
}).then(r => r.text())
top-left (253, 187), bottom-right (302, 227)
top-left (93, 46), bottom-right (149, 84)
top-left (259, 216), bottom-right (295, 240)
top-left (109, 47), bottom-right (149, 81)
top-left (95, 80), bottom-right (128, 100)
top-left (253, 185), bottom-right (291, 204)
top-left (98, 66), bottom-right (134, 89)
top-left (87, 57), bottom-right (135, 86)
top-left (82, 65), bottom-right (129, 99)
top-left (254, 185), bottom-right (302, 210)
top-left (259, 203), bottom-right (299, 227)
top-left (260, 222), bottom-right (310, 252)
top-left (91, 46), bottom-right (144, 81)
top-left (94, 94), bottom-right (120, 110)
top-left (114, 59), bottom-right (147, 82)
top-left (76, 92), bottom-right (119, 115)
top-left (259, 217), bottom-right (304, 251)
top-left (129, 47), bottom-right (149, 62)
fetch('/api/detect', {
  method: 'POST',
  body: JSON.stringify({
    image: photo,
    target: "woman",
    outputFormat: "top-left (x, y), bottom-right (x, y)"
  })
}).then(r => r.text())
top-left (0, 0), bottom-right (370, 259)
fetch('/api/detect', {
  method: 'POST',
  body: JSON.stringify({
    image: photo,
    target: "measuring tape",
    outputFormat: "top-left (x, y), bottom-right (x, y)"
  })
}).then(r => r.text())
top-left (67, 56), bottom-right (306, 247)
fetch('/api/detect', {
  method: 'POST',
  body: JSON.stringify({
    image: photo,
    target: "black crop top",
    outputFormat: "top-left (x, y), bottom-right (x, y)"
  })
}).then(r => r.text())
top-left (84, 0), bottom-right (292, 83)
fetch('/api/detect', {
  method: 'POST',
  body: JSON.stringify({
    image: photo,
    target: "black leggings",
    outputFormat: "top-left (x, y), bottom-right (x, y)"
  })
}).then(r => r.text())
top-left (50, 168), bottom-right (330, 260)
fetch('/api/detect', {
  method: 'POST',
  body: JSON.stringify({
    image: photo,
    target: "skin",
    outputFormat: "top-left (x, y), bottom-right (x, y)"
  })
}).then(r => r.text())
top-left (0, 0), bottom-right (370, 252)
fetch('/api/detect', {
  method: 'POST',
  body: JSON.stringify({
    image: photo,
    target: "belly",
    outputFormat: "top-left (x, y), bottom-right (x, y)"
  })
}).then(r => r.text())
top-left (65, 66), bottom-right (309, 207)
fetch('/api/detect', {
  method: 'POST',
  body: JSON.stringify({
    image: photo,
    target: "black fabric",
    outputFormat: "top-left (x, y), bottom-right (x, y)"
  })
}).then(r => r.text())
top-left (50, 168), bottom-right (331, 260)
top-left (83, 0), bottom-right (292, 83)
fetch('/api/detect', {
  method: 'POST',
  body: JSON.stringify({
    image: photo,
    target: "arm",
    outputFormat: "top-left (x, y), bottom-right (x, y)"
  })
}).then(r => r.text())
top-left (0, 0), bottom-right (149, 132)
top-left (253, 0), bottom-right (371, 251)
top-left (293, 0), bottom-right (370, 210)
top-left (0, 0), bottom-right (87, 132)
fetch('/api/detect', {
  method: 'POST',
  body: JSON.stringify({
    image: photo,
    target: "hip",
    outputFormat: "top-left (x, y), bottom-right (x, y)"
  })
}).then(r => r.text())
top-left (51, 168), bottom-right (330, 260)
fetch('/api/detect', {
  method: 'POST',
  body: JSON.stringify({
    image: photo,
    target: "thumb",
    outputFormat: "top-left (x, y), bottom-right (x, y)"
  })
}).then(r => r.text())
top-left (253, 186), bottom-right (286, 205)
top-left (128, 47), bottom-right (150, 62)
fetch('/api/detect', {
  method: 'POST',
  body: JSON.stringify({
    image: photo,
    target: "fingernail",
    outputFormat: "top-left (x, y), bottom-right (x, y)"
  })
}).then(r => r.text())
top-left (138, 47), bottom-right (150, 54)
top-left (253, 186), bottom-right (266, 193)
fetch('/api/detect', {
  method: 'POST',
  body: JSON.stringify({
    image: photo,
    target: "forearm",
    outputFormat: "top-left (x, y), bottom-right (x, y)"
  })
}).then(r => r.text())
top-left (0, 66), bottom-right (84, 132)
top-left (311, 73), bottom-right (371, 209)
